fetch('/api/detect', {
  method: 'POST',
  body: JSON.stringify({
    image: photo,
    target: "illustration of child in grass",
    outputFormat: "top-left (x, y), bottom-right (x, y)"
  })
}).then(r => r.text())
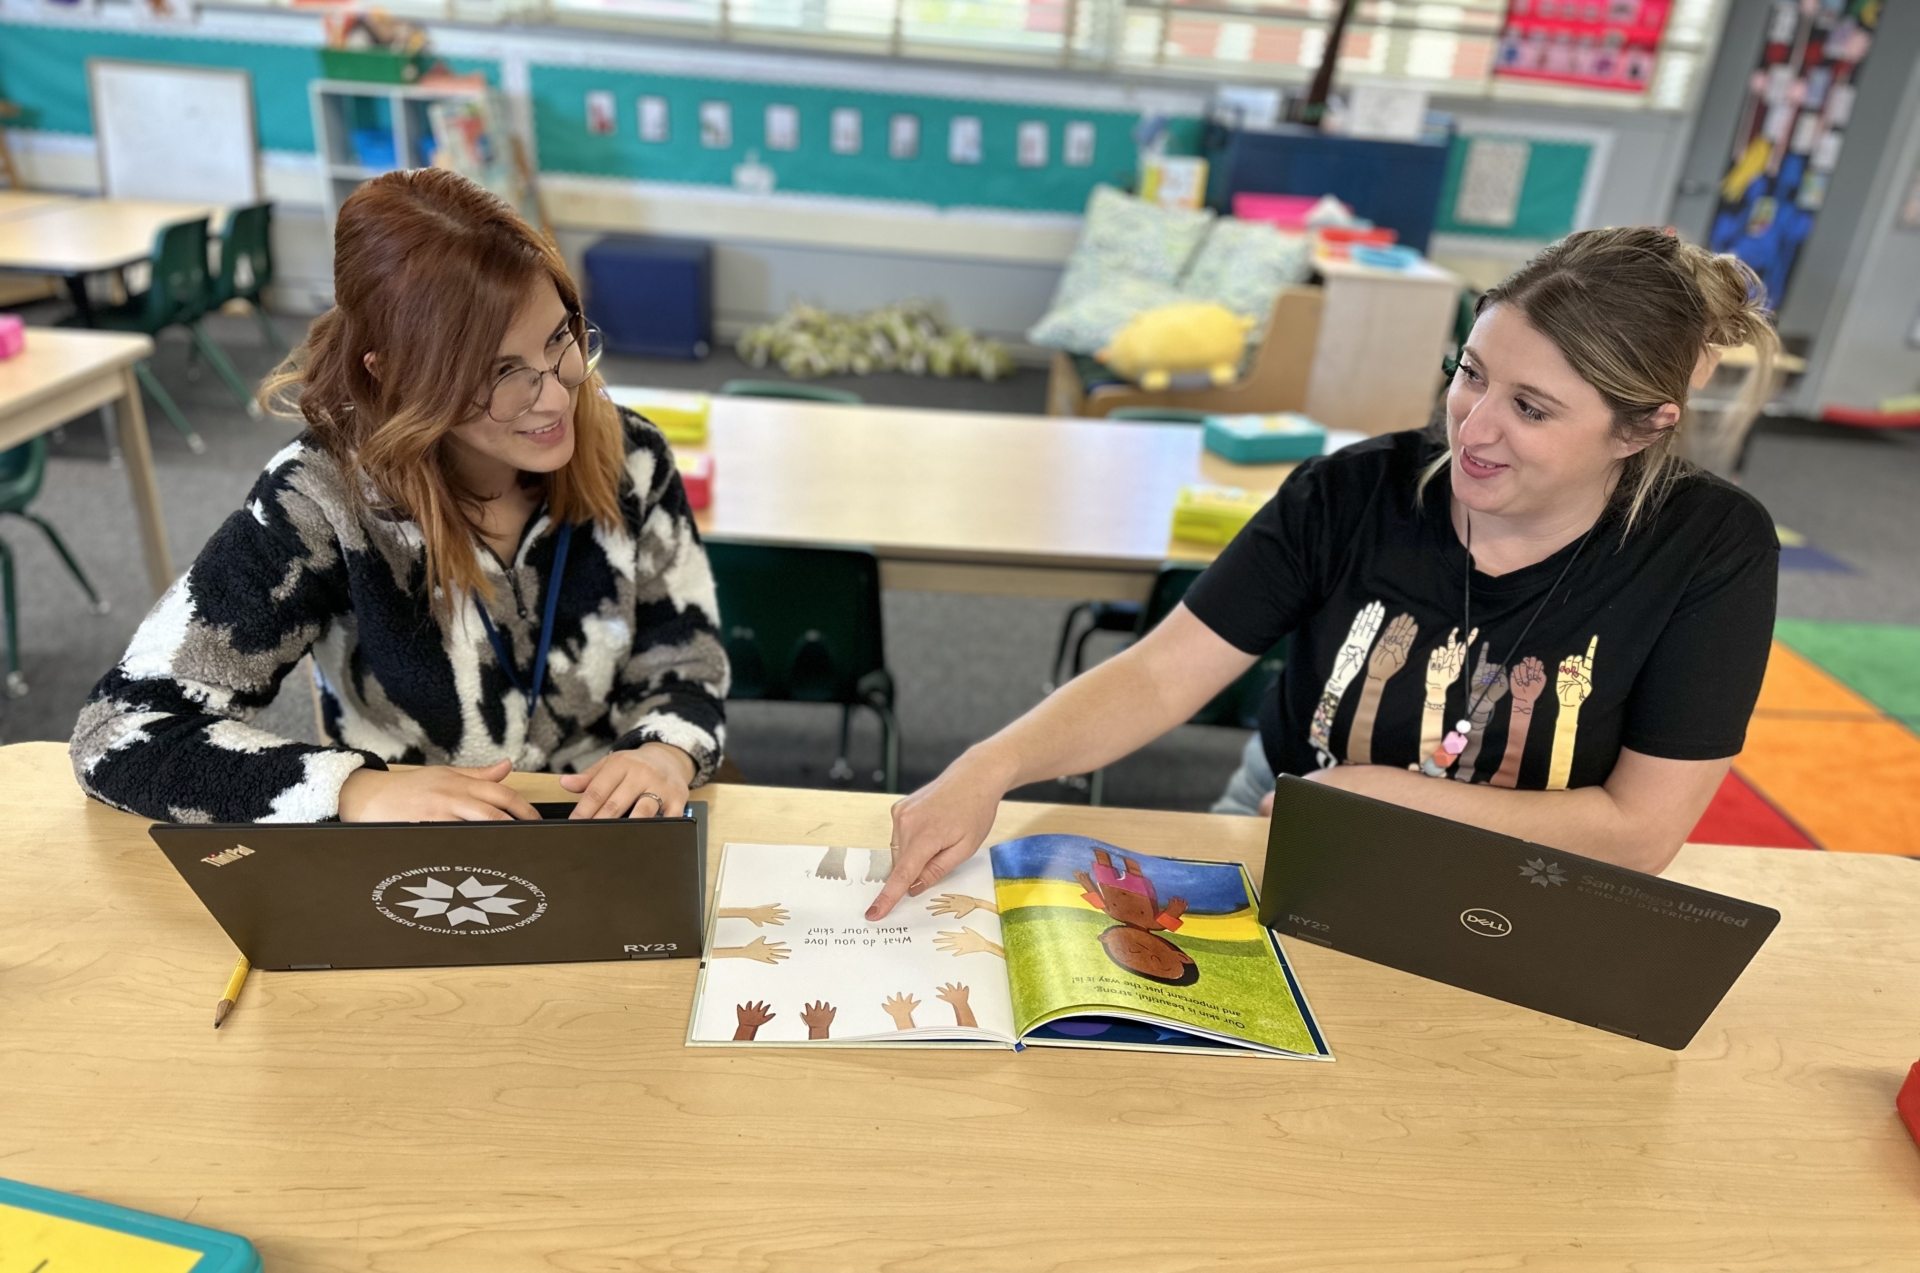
top-left (1075, 848), bottom-right (1197, 986)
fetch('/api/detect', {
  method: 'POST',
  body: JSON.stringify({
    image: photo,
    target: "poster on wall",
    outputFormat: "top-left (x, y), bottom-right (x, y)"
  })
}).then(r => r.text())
top-left (1494, 0), bottom-right (1669, 93)
top-left (1708, 0), bottom-right (1881, 312)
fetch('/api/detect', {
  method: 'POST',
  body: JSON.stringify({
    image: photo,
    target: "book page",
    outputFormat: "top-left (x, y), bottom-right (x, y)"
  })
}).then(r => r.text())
top-left (687, 842), bottom-right (1014, 1046)
top-left (989, 835), bottom-right (1329, 1057)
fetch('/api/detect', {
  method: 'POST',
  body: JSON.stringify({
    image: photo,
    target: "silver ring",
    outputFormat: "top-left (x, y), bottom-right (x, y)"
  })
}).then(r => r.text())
top-left (637, 790), bottom-right (663, 808)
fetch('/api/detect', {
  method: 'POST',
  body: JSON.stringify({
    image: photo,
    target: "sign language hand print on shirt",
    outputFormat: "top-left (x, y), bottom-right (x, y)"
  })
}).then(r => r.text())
top-left (1347, 612), bottom-right (1419, 765)
top-left (1451, 644), bottom-right (1510, 782)
top-left (1309, 601), bottom-right (1386, 768)
top-left (1491, 656), bottom-right (1547, 788)
top-left (1548, 635), bottom-right (1599, 790)
top-left (1418, 626), bottom-right (1480, 764)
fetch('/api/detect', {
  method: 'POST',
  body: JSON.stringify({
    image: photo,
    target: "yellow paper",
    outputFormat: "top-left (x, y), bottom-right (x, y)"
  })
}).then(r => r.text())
top-left (0, 1201), bottom-right (202, 1273)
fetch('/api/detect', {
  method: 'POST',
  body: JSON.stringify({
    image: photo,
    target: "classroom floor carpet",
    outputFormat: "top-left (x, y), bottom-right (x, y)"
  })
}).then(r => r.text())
top-left (1690, 623), bottom-right (1920, 856)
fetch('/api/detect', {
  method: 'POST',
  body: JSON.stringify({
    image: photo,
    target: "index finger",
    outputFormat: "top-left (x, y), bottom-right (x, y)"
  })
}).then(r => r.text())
top-left (867, 834), bottom-right (945, 921)
top-left (1586, 633), bottom-right (1599, 660)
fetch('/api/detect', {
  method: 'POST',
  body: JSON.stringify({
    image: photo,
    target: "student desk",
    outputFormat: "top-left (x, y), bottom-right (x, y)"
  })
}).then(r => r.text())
top-left (1, 740), bottom-right (1915, 1272)
top-left (675, 396), bottom-right (1298, 603)
top-left (0, 191), bottom-right (78, 221)
top-left (0, 328), bottom-right (173, 593)
top-left (0, 196), bottom-right (227, 325)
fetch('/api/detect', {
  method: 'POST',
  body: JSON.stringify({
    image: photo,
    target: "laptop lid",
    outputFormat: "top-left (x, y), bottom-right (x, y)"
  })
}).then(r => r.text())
top-left (1258, 777), bottom-right (1779, 1049)
top-left (150, 802), bottom-right (707, 971)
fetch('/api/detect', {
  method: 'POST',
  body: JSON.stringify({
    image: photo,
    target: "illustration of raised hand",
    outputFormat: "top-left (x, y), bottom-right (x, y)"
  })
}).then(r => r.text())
top-left (928, 893), bottom-right (997, 919)
top-left (732, 1000), bottom-right (776, 1041)
top-left (1466, 644), bottom-right (1510, 714)
top-left (864, 847), bottom-right (894, 884)
top-left (1366, 613), bottom-right (1420, 681)
top-left (800, 1000), bottom-right (837, 1040)
top-left (1332, 601), bottom-right (1386, 684)
top-left (1425, 626), bottom-right (1480, 692)
top-left (937, 982), bottom-right (977, 1028)
top-left (1508, 656), bottom-right (1548, 712)
top-left (718, 904), bottom-right (789, 928)
top-left (881, 992), bottom-right (920, 1030)
top-left (1556, 635), bottom-right (1599, 708)
top-left (713, 936), bottom-right (790, 965)
top-left (814, 846), bottom-right (849, 880)
top-left (934, 927), bottom-right (1006, 959)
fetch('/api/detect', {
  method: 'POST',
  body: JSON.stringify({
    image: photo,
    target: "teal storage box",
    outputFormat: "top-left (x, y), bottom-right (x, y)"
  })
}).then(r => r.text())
top-left (1204, 412), bottom-right (1328, 464)
top-left (0, 1176), bottom-right (261, 1272)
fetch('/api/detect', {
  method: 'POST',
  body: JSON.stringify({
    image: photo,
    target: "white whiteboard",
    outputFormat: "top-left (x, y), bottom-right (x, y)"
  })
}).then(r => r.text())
top-left (89, 59), bottom-right (260, 204)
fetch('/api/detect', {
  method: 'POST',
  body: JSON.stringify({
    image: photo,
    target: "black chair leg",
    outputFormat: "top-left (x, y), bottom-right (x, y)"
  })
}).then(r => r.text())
top-left (870, 698), bottom-right (902, 794)
top-left (828, 704), bottom-right (855, 783)
top-left (0, 537), bottom-right (21, 697)
top-left (1046, 603), bottom-right (1093, 692)
top-left (16, 513), bottom-right (109, 614)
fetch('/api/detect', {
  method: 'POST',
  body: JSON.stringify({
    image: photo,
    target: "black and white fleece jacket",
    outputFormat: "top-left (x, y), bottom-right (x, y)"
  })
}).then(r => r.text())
top-left (71, 407), bottom-right (728, 823)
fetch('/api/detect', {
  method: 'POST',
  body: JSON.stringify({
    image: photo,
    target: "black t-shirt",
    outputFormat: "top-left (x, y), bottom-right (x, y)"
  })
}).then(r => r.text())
top-left (1182, 431), bottom-right (1778, 789)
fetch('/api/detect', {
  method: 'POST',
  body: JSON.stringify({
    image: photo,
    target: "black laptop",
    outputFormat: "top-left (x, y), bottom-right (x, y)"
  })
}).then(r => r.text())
top-left (1258, 777), bottom-right (1779, 1049)
top-left (150, 803), bottom-right (706, 971)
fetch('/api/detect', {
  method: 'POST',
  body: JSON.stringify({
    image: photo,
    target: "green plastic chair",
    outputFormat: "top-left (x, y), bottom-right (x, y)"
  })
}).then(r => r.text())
top-left (1079, 563), bottom-right (1286, 806)
top-left (706, 541), bottom-right (900, 792)
top-left (78, 218), bottom-right (259, 452)
top-left (719, 379), bottom-right (865, 405)
top-left (207, 202), bottom-right (286, 349)
top-left (0, 439), bottom-right (108, 697)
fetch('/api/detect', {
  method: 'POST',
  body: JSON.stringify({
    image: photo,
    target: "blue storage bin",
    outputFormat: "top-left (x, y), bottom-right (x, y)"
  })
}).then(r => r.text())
top-left (351, 127), bottom-right (397, 170)
top-left (583, 234), bottom-right (714, 360)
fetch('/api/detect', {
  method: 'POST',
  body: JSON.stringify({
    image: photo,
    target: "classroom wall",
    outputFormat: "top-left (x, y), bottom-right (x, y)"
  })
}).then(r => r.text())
top-left (0, 0), bottom-right (1699, 342)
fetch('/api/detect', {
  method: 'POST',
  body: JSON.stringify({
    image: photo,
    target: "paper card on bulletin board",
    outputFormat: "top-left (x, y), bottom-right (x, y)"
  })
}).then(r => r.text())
top-left (1434, 134), bottom-right (1591, 241)
top-left (526, 63), bottom-right (1183, 213)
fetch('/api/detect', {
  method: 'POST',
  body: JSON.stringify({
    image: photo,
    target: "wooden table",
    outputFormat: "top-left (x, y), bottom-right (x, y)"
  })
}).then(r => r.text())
top-left (0, 191), bottom-right (77, 221)
top-left (0, 329), bottom-right (173, 595)
top-left (610, 391), bottom-right (1299, 602)
top-left (1, 740), bottom-right (1915, 1272)
top-left (0, 196), bottom-right (226, 324)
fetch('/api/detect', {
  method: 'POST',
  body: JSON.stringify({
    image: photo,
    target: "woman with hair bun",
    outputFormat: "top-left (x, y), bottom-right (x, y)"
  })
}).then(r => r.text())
top-left (872, 226), bottom-right (1780, 919)
top-left (72, 169), bottom-right (728, 824)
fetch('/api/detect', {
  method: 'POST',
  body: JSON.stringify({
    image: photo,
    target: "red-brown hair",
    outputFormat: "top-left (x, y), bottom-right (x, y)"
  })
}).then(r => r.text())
top-left (261, 168), bottom-right (624, 608)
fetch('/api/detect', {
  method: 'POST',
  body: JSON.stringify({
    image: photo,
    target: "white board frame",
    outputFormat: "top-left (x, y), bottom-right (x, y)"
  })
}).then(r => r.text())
top-left (88, 59), bottom-right (260, 204)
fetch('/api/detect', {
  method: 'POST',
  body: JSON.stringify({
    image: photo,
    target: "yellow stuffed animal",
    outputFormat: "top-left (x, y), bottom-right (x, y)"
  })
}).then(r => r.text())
top-left (1096, 302), bottom-right (1254, 391)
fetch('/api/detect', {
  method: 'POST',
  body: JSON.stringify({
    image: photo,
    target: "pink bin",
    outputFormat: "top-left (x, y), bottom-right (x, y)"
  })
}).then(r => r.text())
top-left (1231, 193), bottom-right (1318, 231)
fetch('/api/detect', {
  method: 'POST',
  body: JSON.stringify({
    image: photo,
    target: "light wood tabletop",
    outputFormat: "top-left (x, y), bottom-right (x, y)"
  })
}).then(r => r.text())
top-left (610, 391), bottom-right (1300, 602)
top-left (0, 190), bottom-right (77, 221)
top-left (0, 328), bottom-right (173, 595)
top-left (0, 196), bottom-right (225, 275)
top-left (2, 740), bottom-right (1915, 1272)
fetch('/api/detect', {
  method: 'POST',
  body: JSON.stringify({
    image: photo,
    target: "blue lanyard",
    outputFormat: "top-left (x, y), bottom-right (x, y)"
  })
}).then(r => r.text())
top-left (474, 521), bottom-right (573, 707)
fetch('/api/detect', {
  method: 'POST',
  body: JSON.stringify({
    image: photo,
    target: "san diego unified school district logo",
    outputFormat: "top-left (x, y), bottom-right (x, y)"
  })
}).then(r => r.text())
top-left (372, 866), bottom-right (548, 935)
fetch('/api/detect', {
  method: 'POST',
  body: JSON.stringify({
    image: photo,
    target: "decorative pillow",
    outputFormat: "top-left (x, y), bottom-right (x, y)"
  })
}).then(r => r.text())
top-left (1178, 220), bottom-right (1313, 342)
top-left (1029, 186), bottom-right (1216, 354)
top-left (1028, 274), bottom-right (1186, 356)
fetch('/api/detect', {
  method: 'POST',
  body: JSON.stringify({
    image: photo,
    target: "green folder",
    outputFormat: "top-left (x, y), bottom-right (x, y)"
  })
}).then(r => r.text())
top-left (0, 1177), bottom-right (260, 1273)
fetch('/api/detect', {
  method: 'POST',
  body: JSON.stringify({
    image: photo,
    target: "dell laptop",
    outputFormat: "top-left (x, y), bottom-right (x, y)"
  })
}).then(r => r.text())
top-left (1259, 778), bottom-right (1779, 1049)
top-left (150, 803), bottom-right (706, 971)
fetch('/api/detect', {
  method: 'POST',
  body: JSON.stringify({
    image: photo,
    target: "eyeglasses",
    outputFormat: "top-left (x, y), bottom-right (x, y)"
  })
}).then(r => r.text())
top-left (485, 321), bottom-right (604, 423)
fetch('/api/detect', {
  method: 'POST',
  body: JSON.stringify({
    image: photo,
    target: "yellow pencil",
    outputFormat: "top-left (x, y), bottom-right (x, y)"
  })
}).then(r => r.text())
top-left (214, 954), bottom-right (251, 1029)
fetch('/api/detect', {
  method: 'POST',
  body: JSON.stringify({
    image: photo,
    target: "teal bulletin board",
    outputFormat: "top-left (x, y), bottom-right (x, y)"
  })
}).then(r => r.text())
top-left (1434, 135), bottom-right (1593, 240)
top-left (0, 24), bottom-right (497, 154)
top-left (530, 64), bottom-right (1197, 213)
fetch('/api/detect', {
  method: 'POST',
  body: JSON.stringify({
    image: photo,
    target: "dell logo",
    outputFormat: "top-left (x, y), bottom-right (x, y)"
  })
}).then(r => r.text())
top-left (1460, 908), bottom-right (1513, 938)
top-left (201, 844), bottom-right (256, 867)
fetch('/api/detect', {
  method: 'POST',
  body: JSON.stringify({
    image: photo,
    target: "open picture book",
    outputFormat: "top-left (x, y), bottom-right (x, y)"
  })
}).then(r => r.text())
top-left (686, 834), bottom-right (1331, 1059)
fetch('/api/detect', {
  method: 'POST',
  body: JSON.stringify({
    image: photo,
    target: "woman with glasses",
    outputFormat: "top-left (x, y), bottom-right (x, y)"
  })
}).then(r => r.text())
top-left (70, 169), bottom-right (728, 825)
